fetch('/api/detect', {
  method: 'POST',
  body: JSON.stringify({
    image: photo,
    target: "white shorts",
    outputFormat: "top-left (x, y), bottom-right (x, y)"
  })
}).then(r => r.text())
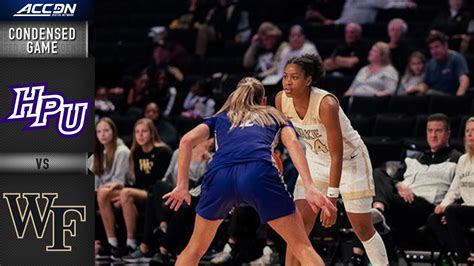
top-left (293, 145), bottom-right (375, 211)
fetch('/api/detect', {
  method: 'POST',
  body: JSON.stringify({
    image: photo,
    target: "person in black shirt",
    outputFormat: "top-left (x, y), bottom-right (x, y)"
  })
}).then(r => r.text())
top-left (387, 18), bottom-right (413, 75)
top-left (118, 118), bottom-right (172, 256)
top-left (323, 23), bottom-right (368, 76)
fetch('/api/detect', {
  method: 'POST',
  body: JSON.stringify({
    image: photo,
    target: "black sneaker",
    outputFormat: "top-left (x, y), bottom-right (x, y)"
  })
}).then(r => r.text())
top-left (96, 243), bottom-right (119, 260)
top-left (122, 248), bottom-right (152, 263)
top-left (149, 252), bottom-right (173, 266)
top-left (111, 245), bottom-right (134, 261)
top-left (370, 208), bottom-right (390, 235)
top-left (348, 254), bottom-right (364, 266)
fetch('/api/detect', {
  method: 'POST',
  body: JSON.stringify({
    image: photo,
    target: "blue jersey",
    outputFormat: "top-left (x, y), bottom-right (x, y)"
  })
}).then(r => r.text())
top-left (197, 112), bottom-right (296, 223)
top-left (203, 112), bottom-right (289, 171)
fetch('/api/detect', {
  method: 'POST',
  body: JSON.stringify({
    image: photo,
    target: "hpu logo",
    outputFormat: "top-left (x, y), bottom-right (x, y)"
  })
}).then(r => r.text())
top-left (1, 83), bottom-right (90, 137)
top-left (14, 3), bottom-right (77, 17)
top-left (2, 193), bottom-right (86, 251)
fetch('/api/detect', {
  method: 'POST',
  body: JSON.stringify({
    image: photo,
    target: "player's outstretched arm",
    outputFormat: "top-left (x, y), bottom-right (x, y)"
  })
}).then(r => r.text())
top-left (281, 126), bottom-right (336, 217)
top-left (163, 123), bottom-right (210, 211)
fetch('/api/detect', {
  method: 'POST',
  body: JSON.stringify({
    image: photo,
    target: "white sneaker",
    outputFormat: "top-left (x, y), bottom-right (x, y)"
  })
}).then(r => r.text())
top-left (210, 243), bottom-right (232, 264)
top-left (249, 246), bottom-right (273, 265)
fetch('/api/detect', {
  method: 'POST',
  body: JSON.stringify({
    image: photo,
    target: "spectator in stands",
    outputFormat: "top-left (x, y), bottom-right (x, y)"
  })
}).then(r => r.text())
top-left (144, 102), bottom-right (178, 149)
top-left (127, 71), bottom-right (149, 109)
top-left (195, 0), bottom-right (246, 57)
top-left (243, 22), bottom-right (288, 79)
top-left (146, 43), bottom-right (184, 86)
top-left (387, 18), bottom-right (413, 74)
top-left (278, 25), bottom-right (318, 74)
top-left (350, 114), bottom-right (462, 264)
top-left (95, 86), bottom-right (115, 119)
top-left (398, 51), bottom-right (426, 95)
top-left (325, 0), bottom-right (417, 25)
top-left (344, 42), bottom-right (399, 97)
top-left (122, 139), bottom-right (213, 263)
top-left (90, 118), bottom-right (132, 259)
top-left (323, 23), bottom-right (368, 76)
top-left (261, 25), bottom-right (319, 85)
top-left (169, 0), bottom-right (209, 30)
top-left (149, 70), bottom-right (178, 118)
top-left (428, 117), bottom-right (474, 265)
top-left (181, 79), bottom-right (216, 119)
top-left (431, 0), bottom-right (472, 51)
top-left (412, 31), bottom-right (470, 96)
top-left (304, 0), bottom-right (345, 23)
top-left (117, 119), bottom-right (171, 256)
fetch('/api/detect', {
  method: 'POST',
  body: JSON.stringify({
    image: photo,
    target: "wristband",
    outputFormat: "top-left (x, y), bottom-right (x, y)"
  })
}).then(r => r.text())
top-left (327, 187), bottom-right (340, 198)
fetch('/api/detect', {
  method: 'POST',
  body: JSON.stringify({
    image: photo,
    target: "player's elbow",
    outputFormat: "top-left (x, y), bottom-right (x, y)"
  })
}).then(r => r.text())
top-left (179, 134), bottom-right (195, 149)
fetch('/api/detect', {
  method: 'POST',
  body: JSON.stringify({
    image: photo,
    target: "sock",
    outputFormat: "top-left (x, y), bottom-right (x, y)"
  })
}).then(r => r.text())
top-left (108, 237), bottom-right (118, 248)
top-left (126, 238), bottom-right (137, 249)
top-left (362, 232), bottom-right (388, 266)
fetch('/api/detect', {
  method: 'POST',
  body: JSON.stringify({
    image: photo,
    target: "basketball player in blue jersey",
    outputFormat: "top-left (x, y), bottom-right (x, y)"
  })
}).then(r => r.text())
top-left (163, 77), bottom-right (336, 266)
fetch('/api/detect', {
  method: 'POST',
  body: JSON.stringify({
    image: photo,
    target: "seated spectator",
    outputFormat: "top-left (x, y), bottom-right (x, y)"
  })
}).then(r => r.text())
top-left (398, 51), bottom-right (426, 95)
top-left (243, 22), bottom-right (288, 79)
top-left (149, 70), bottom-right (178, 118)
top-left (144, 102), bottom-right (178, 149)
top-left (277, 25), bottom-right (319, 75)
top-left (169, 0), bottom-right (209, 30)
top-left (326, 0), bottom-right (417, 25)
top-left (323, 23), bottom-right (368, 76)
top-left (428, 117), bottom-right (474, 265)
top-left (387, 18), bottom-right (413, 74)
top-left (90, 118), bottom-right (132, 259)
top-left (146, 43), bottom-right (184, 86)
top-left (122, 139), bottom-right (214, 263)
top-left (181, 80), bottom-right (216, 119)
top-left (349, 114), bottom-right (462, 264)
top-left (126, 71), bottom-right (150, 109)
top-left (95, 86), bottom-right (115, 119)
top-left (431, 0), bottom-right (472, 51)
top-left (304, 0), bottom-right (345, 23)
top-left (262, 25), bottom-right (318, 85)
top-left (412, 31), bottom-right (470, 96)
top-left (345, 42), bottom-right (399, 97)
top-left (195, 0), bottom-right (248, 57)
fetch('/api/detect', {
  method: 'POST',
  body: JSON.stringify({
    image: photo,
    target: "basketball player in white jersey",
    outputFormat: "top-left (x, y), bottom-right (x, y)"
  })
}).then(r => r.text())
top-left (275, 54), bottom-right (388, 266)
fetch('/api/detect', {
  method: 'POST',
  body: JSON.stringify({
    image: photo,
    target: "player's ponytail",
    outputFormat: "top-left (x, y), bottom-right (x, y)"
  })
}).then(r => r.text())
top-left (216, 77), bottom-right (287, 129)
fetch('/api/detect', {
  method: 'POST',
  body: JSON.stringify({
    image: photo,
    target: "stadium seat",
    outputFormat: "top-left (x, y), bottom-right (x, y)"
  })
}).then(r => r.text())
top-left (429, 95), bottom-right (472, 115)
top-left (348, 96), bottom-right (390, 115)
top-left (347, 114), bottom-right (374, 138)
top-left (388, 96), bottom-right (429, 115)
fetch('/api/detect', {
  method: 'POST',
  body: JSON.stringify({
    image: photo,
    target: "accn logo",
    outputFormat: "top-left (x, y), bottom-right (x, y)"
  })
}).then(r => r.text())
top-left (3, 193), bottom-right (86, 251)
top-left (1, 83), bottom-right (90, 137)
top-left (14, 3), bottom-right (77, 17)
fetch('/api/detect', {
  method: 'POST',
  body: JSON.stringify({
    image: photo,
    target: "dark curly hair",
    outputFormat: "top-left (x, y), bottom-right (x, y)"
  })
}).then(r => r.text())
top-left (285, 54), bottom-right (325, 84)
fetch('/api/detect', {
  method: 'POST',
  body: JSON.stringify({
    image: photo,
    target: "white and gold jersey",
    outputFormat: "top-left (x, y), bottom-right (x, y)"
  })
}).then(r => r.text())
top-left (281, 87), bottom-right (374, 200)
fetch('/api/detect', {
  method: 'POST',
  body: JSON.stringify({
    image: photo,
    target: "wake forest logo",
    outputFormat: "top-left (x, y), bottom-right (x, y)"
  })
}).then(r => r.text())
top-left (2, 193), bottom-right (86, 252)
top-left (0, 83), bottom-right (89, 137)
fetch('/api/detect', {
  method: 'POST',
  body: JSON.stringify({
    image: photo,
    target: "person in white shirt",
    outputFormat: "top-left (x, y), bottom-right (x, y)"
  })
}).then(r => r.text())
top-left (345, 42), bottom-right (399, 97)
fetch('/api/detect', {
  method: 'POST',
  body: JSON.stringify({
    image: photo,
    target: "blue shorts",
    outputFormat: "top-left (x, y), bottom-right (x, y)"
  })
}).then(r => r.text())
top-left (196, 161), bottom-right (295, 223)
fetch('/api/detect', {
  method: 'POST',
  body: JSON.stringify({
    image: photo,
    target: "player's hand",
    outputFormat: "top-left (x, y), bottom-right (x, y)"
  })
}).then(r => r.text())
top-left (320, 197), bottom-right (338, 227)
top-left (395, 182), bottom-right (414, 203)
top-left (163, 187), bottom-right (191, 211)
top-left (306, 187), bottom-right (337, 224)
